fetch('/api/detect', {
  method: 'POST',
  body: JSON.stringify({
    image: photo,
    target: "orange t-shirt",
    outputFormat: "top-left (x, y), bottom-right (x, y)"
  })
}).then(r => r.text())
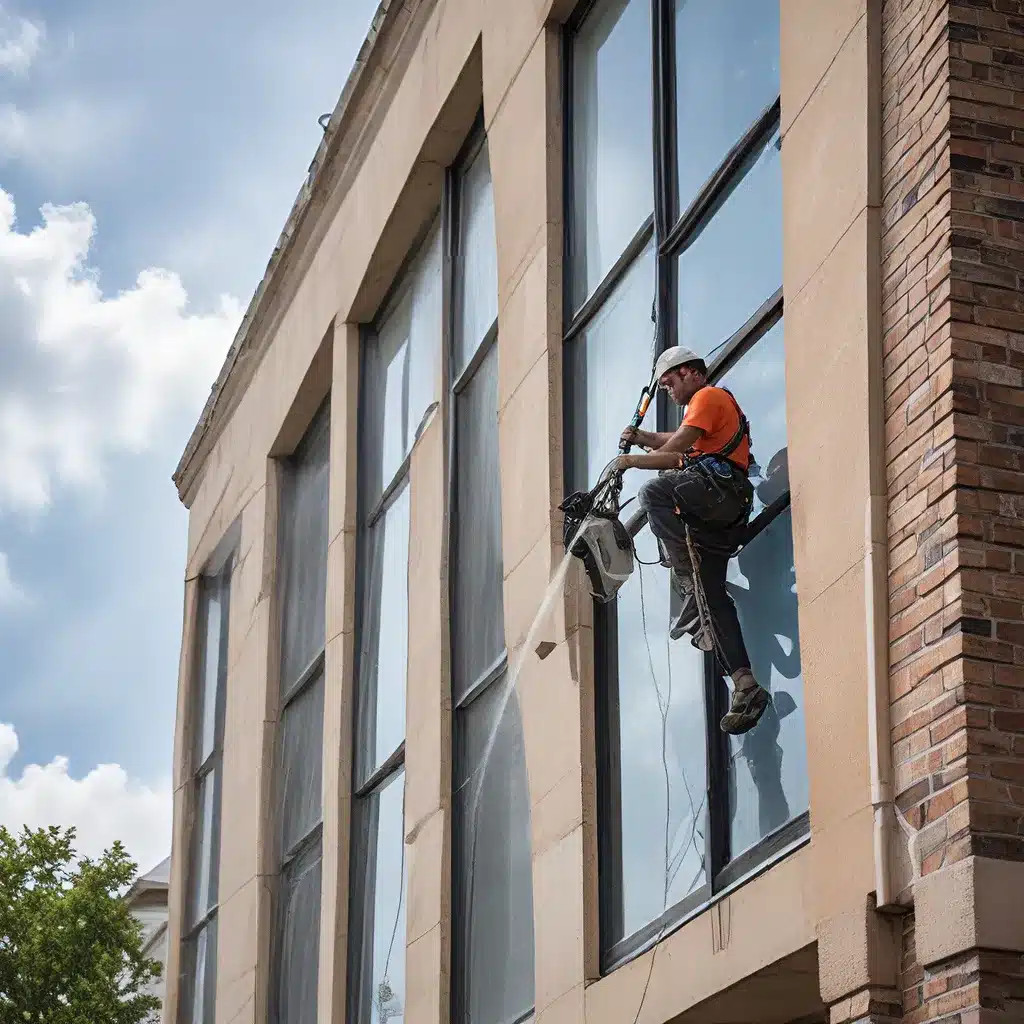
top-left (682, 386), bottom-right (751, 469)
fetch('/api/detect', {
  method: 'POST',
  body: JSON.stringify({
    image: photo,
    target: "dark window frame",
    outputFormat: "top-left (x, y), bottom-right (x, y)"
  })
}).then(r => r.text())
top-left (269, 400), bottom-right (331, 1024)
top-left (345, 219), bottom-right (443, 1024)
top-left (179, 542), bottom-right (235, 1024)
top-left (562, 0), bottom-right (809, 973)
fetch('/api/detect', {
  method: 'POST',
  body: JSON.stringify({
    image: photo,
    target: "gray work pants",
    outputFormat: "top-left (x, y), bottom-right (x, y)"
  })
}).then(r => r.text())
top-left (636, 461), bottom-right (753, 674)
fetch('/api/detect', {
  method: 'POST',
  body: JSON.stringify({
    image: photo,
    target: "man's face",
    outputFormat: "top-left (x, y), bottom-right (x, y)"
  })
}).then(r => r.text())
top-left (658, 365), bottom-right (703, 406)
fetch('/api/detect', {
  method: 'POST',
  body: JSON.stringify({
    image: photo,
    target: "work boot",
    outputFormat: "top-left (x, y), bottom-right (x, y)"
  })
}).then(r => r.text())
top-left (669, 571), bottom-right (700, 640)
top-left (720, 669), bottom-right (771, 735)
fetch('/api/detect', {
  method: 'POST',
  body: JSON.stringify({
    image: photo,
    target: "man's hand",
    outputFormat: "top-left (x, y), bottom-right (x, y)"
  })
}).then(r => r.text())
top-left (612, 454), bottom-right (634, 474)
top-left (620, 426), bottom-right (653, 449)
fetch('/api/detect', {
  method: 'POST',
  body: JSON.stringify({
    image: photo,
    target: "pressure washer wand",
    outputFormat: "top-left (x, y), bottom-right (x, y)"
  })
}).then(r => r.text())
top-left (605, 381), bottom-right (655, 511)
top-left (619, 383), bottom-right (654, 455)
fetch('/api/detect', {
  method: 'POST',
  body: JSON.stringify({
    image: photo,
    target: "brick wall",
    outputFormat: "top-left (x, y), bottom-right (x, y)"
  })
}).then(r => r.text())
top-left (902, 911), bottom-right (1024, 1022)
top-left (883, 0), bottom-right (1024, 890)
top-left (880, 0), bottom-right (1024, 1020)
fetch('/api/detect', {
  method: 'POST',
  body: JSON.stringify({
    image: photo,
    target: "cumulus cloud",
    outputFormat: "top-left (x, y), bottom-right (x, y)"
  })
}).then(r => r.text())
top-left (0, 7), bottom-right (42, 75)
top-left (0, 189), bottom-right (242, 512)
top-left (0, 551), bottom-right (27, 605)
top-left (0, 723), bottom-right (171, 873)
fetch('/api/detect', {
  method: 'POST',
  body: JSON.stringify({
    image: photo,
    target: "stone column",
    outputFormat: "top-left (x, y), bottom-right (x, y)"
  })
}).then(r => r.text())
top-left (318, 320), bottom-right (360, 1024)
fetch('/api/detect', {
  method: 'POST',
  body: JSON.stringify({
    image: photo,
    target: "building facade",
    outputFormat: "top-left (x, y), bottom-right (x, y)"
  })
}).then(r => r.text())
top-left (165, 1), bottom-right (1024, 1023)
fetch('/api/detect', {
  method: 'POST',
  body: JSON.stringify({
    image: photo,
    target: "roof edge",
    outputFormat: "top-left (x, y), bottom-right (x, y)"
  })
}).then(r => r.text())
top-left (172, 0), bottom-right (417, 504)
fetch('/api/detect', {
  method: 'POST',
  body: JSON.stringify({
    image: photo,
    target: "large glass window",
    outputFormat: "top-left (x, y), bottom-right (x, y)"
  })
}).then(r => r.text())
top-left (565, 0), bottom-right (807, 970)
top-left (180, 565), bottom-right (231, 1024)
top-left (271, 404), bottom-right (330, 1024)
top-left (450, 139), bottom-right (535, 1024)
top-left (348, 220), bottom-right (442, 1024)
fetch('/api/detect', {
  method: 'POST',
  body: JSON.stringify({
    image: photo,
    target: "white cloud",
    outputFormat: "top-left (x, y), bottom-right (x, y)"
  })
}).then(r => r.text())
top-left (0, 188), bottom-right (242, 512)
top-left (0, 550), bottom-right (27, 605)
top-left (0, 7), bottom-right (43, 75)
top-left (0, 723), bottom-right (171, 873)
top-left (0, 98), bottom-right (137, 174)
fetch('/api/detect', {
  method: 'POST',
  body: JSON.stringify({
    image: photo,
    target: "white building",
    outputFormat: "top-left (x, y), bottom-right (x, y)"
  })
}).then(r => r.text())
top-left (124, 856), bottom-right (170, 1020)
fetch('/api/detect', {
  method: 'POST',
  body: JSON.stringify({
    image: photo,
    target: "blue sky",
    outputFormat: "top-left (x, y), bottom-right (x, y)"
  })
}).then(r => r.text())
top-left (0, 0), bottom-right (380, 870)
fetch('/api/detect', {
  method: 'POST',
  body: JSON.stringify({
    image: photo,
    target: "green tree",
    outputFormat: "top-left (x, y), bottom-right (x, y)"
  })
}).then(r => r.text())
top-left (0, 825), bottom-right (162, 1024)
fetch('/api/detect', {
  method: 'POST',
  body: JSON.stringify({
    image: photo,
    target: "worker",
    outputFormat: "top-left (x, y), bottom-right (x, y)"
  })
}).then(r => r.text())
top-left (615, 345), bottom-right (771, 736)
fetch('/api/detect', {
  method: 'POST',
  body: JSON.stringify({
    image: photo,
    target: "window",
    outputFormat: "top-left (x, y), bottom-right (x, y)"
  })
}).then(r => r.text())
top-left (450, 137), bottom-right (535, 1024)
top-left (180, 564), bottom-right (231, 1024)
top-left (271, 404), bottom-right (330, 1024)
top-left (347, 220), bottom-right (442, 1024)
top-left (565, 0), bottom-right (808, 969)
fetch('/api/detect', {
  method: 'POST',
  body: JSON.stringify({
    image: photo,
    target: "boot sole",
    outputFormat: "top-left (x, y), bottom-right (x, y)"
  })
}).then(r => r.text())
top-left (720, 687), bottom-right (771, 736)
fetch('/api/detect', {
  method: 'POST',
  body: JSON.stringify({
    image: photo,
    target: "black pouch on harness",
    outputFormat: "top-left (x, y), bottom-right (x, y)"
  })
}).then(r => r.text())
top-left (559, 490), bottom-right (635, 604)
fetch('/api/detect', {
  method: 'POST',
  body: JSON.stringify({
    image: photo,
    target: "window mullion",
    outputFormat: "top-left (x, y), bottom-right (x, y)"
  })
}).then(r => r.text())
top-left (353, 743), bottom-right (407, 799)
top-left (662, 95), bottom-right (781, 258)
top-left (563, 216), bottom-right (655, 344)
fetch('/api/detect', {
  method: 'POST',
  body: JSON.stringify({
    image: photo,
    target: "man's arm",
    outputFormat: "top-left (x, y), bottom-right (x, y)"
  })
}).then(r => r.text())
top-left (620, 427), bottom-right (675, 450)
top-left (617, 424), bottom-right (705, 471)
top-left (657, 422), bottom-right (704, 455)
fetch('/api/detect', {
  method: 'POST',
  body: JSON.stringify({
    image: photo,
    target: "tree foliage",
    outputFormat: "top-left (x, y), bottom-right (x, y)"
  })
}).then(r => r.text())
top-left (0, 826), bottom-right (162, 1024)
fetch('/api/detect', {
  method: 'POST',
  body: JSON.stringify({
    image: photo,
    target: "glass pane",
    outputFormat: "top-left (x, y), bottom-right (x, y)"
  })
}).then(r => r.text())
top-left (723, 507), bottom-right (808, 859)
top-left (715, 318), bottom-right (788, 518)
top-left (607, 526), bottom-right (709, 944)
top-left (197, 581), bottom-right (222, 764)
top-left (350, 772), bottom-right (407, 1024)
top-left (407, 221), bottom-right (443, 446)
top-left (183, 921), bottom-right (215, 1024)
top-left (674, 0), bottom-right (780, 212)
top-left (676, 127), bottom-right (781, 359)
top-left (570, 0), bottom-right (653, 311)
top-left (356, 484), bottom-right (410, 784)
top-left (565, 241), bottom-right (656, 505)
top-left (452, 345), bottom-right (504, 699)
top-left (274, 838), bottom-right (322, 1024)
top-left (188, 770), bottom-right (220, 928)
top-left (453, 678), bottom-right (534, 1024)
top-left (183, 917), bottom-right (217, 1024)
top-left (453, 145), bottom-right (498, 376)
top-left (370, 320), bottom-right (409, 504)
top-left (279, 673), bottom-right (324, 855)
top-left (278, 407), bottom-right (330, 688)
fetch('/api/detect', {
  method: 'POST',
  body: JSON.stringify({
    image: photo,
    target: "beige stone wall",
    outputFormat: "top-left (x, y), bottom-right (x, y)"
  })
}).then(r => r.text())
top-left (164, 2), bottom-right (917, 1024)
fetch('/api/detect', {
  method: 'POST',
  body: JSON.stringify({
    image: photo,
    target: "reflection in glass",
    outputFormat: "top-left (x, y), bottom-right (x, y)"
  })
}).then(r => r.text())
top-left (366, 224), bottom-right (443, 504)
top-left (278, 409), bottom-right (331, 689)
top-left (608, 526), bottom-right (708, 944)
top-left (454, 145), bottom-right (498, 376)
top-left (565, 240), bottom-right (656, 503)
top-left (675, 0), bottom-right (780, 212)
top-left (715, 317), bottom-right (787, 517)
top-left (353, 772), bottom-right (407, 1024)
top-left (676, 129), bottom-right (782, 358)
top-left (406, 223), bottom-right (443, 446)
top-left (198, 584), bottom-right (222, 764)
top-left (724, 507), bottom-right (807, 858)
top-left (357, 484), bottom-right (410, 784)
top-left (454, 680), bottom-right (535, 1024)
top-left (189, 771), bottom-right (218, 928)
top-left (185, 918), bottom-right (217, 1024)
top-left (279, 673), bottom-right (325, 856)
top-left (275, 839), bottom-right (323, 1024)
top-left (571, 0), bottom-right (653, 311)
top-left (452, 345), bottom-right (504, 699)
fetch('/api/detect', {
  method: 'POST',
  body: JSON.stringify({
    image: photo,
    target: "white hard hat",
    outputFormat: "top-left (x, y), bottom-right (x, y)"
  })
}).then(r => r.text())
top-left (652, 346), bottom-right (702, 382)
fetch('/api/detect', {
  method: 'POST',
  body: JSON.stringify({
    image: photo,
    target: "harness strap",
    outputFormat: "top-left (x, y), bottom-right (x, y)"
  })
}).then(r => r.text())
top-left (714, 387), bottom-right (751, 463)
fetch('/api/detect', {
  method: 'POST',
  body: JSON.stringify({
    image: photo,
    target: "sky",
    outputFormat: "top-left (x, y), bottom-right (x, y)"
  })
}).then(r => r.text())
top-left (0, 0), bottom-right (381, 875)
